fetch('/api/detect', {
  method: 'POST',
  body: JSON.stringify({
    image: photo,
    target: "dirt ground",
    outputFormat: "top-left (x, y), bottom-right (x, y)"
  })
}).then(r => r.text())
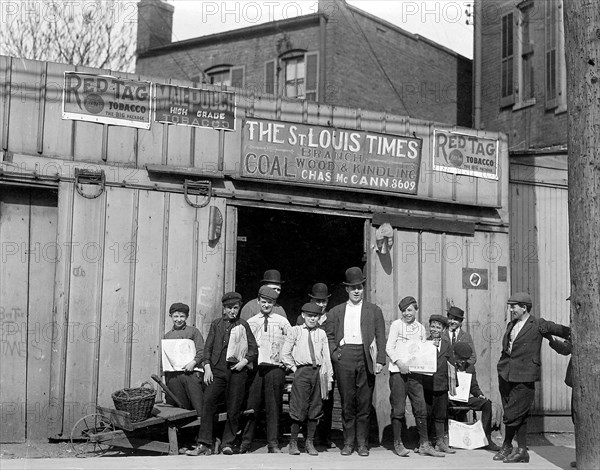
top-left (0, 432), bottom-right (576, 460)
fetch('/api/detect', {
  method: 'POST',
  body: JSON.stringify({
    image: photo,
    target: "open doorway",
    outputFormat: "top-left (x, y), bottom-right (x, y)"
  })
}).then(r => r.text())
top-left (235, 206), bottom-right (365, 324)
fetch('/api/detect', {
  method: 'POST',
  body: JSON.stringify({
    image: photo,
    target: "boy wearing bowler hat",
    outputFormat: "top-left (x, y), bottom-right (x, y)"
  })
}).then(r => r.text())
top-left (495, 292), bottom-right (570, 463)
top-left (325, 267), bottom-right (386, 457)
top-left (443, 306), bottom-right (477, 366)
top-left (240, 269), bottom-right (287, 321)
top-left (282, 302), bottom-right (333, 456)
top-left (297, 283), bottom-right (331, 326)
top-left (422, 314), bottom-right (453, 455)
top-left (190, 292), bottom-right (258, 456)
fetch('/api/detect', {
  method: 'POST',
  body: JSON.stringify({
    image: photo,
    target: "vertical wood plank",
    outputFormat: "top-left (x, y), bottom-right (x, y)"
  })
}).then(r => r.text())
top-left (419, 232), bottom-right (443, 321)
top-left (223, 205), bottom-right (238, 293)
top-left (43, 62), bottom-right (75, 159)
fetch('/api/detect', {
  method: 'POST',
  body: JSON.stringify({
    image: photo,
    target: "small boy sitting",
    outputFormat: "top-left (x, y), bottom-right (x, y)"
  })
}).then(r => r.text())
top-left (281, 302), bottom-right (333, 456)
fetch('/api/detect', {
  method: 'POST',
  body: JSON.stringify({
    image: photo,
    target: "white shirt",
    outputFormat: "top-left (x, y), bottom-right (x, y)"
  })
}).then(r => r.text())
top-left (508, 312), bottom-right (530, 353)
top-left (386, 318), bottom-right (427, 373)
top-left (343, 301), bottom-right (362, 344)
top-left (247, 312), bottom-right (291, 366)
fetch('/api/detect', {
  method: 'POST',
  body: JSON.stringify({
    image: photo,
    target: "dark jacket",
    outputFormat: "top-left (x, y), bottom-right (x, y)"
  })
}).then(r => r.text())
top-left (497, 315), bottom-right (570, 383)
top-left (443, 328), bottom-right (477, 365)
top-left (422, 337), bottom-right (451, 392)
top-left (325, 300), bottom-right (386, 374)
top-left (548, 336), bottom-right (573, 387)
top-left (202, 317), bottom-right (258, 370)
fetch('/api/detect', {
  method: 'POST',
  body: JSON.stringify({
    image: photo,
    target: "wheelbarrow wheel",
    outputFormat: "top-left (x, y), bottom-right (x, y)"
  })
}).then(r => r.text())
top-left (70, 413), bottom-right (115, 457)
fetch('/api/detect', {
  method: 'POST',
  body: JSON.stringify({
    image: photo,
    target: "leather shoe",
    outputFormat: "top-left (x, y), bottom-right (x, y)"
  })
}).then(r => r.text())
top-left (185, 443), bottom-right (211, 456)
top-left (493, 445), bottom-right (513, 461)
top-left (341, 444), bottom-right (354, 456)
top-left (221, 446), bottom-right (233, 455)
top-left (503, 447), bottom-right (529, 463)
top-left (357, 445), bottom-right (369, 456)
top-left (268, 446), bottom-right (282, 453)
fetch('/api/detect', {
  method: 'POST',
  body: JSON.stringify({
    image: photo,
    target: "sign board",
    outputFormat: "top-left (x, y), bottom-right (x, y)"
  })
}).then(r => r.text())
top-left (63, 72), bottom-right (151, 129)
top-left (462, 268), bottom-right (489, 290)
top-left (241, 118), bottom-right (422, 195)
top-left (433, 130), bottom-right (498, 180)
top-left (154, 83), bottom-right (236, 130)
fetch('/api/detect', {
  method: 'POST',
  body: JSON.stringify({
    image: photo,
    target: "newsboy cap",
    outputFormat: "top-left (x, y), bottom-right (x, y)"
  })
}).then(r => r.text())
top-left (429, 314), bottom-right (448, 327)
top-left (447, 306), bottom-right (465, 320)
top-left (169, 302), bottom-right (190, 315)
top-left (343, 267), bottom-right (366, 285)
top-left (398, 296), bottom-right (417, 312)
top-left (222, 292), bottom-right (242, 305)
top-left (301, 302), bottom-right (323, 316)
top-left (453, 342), bottom-right (473, 360)
top-left (262, 269), bottom-right (284, 284)
top-left (507, 292), bottom-right (532, 305)
top-left (309, 283), bottom-right (331, 300)
top-left (258, 285), bottom-right (278, 301)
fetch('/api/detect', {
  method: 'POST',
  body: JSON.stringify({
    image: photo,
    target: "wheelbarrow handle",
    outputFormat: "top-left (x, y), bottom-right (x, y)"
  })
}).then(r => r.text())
top-left (151, 374), bottom-right (185, 409)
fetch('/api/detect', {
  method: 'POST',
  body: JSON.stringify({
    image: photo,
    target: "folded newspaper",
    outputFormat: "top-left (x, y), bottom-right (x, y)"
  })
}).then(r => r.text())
top-left (161, 339), bottom-right (203, 372)
top-left (226, 324), bottom-right (248, 363)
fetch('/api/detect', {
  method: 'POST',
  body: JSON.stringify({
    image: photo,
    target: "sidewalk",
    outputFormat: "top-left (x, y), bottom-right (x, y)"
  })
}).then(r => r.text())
top-left (1, 443), bottom-right (576, 470)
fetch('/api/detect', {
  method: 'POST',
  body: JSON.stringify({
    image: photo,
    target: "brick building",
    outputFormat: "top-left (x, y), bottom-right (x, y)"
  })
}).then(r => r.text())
top-left (136, 0), bottom-right (472, 126)
top-left (474, 0), bottom-right (571, 430)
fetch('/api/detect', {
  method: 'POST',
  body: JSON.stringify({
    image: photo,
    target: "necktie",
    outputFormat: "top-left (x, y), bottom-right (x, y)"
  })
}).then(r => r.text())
top-left (452, 331), bottom-right (456, 344)
top-left (307, 328), bottom-right (317, 368)
top-left (263, 315), bottom-right (268, 332)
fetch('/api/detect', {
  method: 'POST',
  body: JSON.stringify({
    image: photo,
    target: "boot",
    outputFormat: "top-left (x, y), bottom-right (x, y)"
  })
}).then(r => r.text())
top-left (503, 447), bottom-right (529, 463)
top-left (435, 436), bottom-right (456, 454)
top-left (394, 440), bottom-right (410, 457)
top-left (305, 439), bottom-right (319, 456)
top-left (419, 441), bottom-right (445, 457)
top-left (493, 444), bottom-right (513, 460)
top-left (288, 439), bottom-right (300, 455)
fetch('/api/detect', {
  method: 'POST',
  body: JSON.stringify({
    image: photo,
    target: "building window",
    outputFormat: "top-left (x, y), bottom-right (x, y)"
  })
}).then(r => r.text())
top-left (518, 1), bottom-right (535, 104)
top-left (272, 50), bottom-right (319, 101)
top-left (284, 55), bottom-right (305, 99)
top-left (204, 65), bottom-right (245, 88)
top-left (500, 12), bottom-right (514, 107)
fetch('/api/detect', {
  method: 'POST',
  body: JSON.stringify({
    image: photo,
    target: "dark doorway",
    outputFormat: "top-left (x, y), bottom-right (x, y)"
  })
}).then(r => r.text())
top-left (235, 207), bottom-right (365, 324)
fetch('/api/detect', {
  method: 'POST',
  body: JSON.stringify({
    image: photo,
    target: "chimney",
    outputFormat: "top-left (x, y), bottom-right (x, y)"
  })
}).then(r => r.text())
top-left (136, 0), bottom-right (175, 55)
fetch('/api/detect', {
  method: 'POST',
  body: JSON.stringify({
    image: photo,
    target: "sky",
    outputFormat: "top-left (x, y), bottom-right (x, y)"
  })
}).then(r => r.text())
top-left (170, 0), bottom-right (474, 58)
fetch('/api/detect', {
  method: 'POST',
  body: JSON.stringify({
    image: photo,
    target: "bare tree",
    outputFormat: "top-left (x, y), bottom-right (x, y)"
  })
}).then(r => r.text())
top-left (0, 0), bottom-right (136, 72)
top-left (564, 1), bottom-right (600, 468)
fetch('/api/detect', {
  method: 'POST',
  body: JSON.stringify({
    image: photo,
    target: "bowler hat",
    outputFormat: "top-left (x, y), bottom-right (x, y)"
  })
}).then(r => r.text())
top-left (169, 302), bottom-right (190, 315)
top-left (222, 292), bottom-right (242, 305)
top-left (258, 285), bottom-right (278, 301)
top-left (309, 283), bottom-right (331, 300)
top-left (398, 296), bottom-right (417, 312)
top-left (447, 306), bottom-right (464, 320)
top-left (262, 269), bottom-right (284, 284)
top-left (343, 267), bottom-right (366, 285)
top-left (507, 292), bottom-right (532, 305)
top-left (453, 342), bottom-right (473, 360)
top-left (301, 302), bottom-right (323, 316)
top-left (429, 314), bottom-right (448, 327)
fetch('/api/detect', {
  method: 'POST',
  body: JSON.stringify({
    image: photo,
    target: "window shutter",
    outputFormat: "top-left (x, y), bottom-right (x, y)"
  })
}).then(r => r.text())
top-left (500, 12), bottom-right (515, 107)
top-left (305, 51), bottom-right (319, 101)
top-left (544, 2), bottom-right (557, 109)
top-left (230, 66), bottom-right (245, 88)
top-left (264, 59), bottom-right (276, 95)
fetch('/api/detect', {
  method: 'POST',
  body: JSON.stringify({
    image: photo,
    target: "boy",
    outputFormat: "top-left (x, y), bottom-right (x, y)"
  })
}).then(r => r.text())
top-left (422, 314), bottom-right (453, 455)
top-left (189, 292), bottom-right (258, 456)
top-left (282, 302), bottom-right (333, 456)
top-left (443, 306), bottom-right (477, 366)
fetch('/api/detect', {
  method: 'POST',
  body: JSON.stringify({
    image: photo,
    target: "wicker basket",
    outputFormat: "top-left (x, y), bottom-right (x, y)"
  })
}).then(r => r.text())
top-left (111, 381), bottom-right (156, 422)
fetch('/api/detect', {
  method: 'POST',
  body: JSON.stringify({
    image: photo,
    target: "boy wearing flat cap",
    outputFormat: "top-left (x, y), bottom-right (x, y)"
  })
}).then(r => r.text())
top-left (163, 302), bottom-right (205, 450)
top-left (241, 285), bottom-right (292, 453)
top-left (386, 296), bottom-right (443, 457)
top-left (190, 293), bottom-right (258, 456)
top-left (282, 302), bottom-right (333, 456)
top-left (422, 314), bottom-right (453, 455)
top-left (443, 306), bottom-right (477, 366)
top-left (450, 342), bottom-right (500, 451)
top-left (240, 269), bottom-right (287, 321)
top-left (494, 292), bottom-right (570, 463)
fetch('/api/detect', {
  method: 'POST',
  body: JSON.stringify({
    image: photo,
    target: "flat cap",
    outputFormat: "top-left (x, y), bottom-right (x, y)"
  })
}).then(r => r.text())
top-left (169, 302), bottom-right (190, 314)
top-left (399, 296), bottom-right (417, 312)
top-left (222, 292), bottom-right (242, 305)
top-left (507, 292), bottom-right (532, 305)
top-left (429, 314), bottom-right (448, 327)
top-left (453, 342), bottom-right (473, 360)
top-left (301, 302), bottom-right (323, 316)
top-left (258, 285), bottom-right (278, 301)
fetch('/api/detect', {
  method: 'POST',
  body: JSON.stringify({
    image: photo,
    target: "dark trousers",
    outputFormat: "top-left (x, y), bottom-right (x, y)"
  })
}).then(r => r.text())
top-left (165, 371), bottom-right (204, 415)
top-left (241, 365), bottom-right (285, 448)
top-left (289, 366), bottom-right (323, 422)
top-left (424, 388), bottom-right (449, 442)
top-left (318, 381), bottom-right (335, 443)
top-left (389, 372), bottom-right (428, 444)
top-left (498, 376), bottom-right (535, 427)
top-left (450, 396), bottom-right (493, 436)
top-left (197, 367), bottom-right (247, 447)
top-left (333, 344), bottom-right (374, 447)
